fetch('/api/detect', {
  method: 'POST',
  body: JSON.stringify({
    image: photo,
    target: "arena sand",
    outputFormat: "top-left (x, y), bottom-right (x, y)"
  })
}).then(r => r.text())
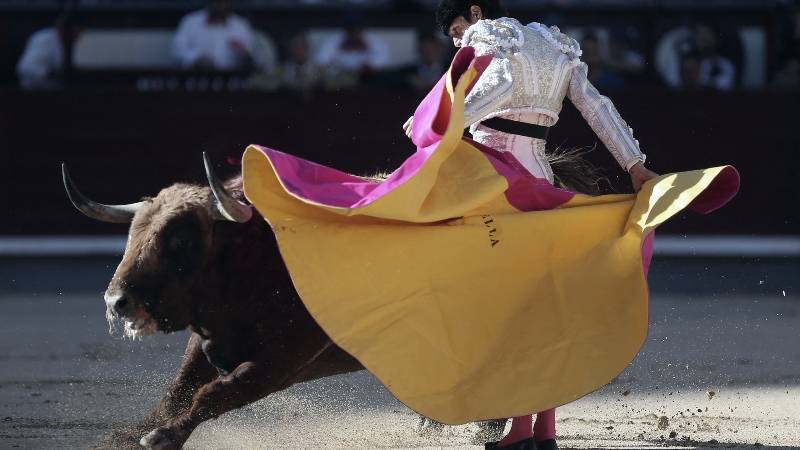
top-left (0, 292), bottom-right (798, 449)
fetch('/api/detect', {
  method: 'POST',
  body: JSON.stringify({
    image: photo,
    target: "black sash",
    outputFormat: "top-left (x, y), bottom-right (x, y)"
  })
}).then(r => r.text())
top-left (481, 117), bottom-right (550, 140)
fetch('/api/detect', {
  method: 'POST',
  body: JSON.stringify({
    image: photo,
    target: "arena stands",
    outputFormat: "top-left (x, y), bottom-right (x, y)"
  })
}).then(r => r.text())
top-left (0, 0), bottom-right (798, 238)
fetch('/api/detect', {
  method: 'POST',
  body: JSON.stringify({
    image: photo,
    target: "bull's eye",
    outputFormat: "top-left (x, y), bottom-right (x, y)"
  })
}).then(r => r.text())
top-left (168, 235), bottom-right (190, 252)
top-left (161, 217), bottom-right (204, 277)
top-left (166, 233), bottom-right (197, 258)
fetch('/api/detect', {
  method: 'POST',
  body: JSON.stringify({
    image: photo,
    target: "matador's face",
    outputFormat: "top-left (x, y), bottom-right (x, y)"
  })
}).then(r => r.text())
top-left (447, 3), bottom-right (486, 49)
top-left (446, 5), bottom-right (485, 47)
top-left (447, 16), bottom-right (473, 47)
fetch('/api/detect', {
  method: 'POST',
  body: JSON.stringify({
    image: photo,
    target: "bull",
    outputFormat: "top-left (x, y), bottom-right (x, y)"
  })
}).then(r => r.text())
top-left (63, 154), bottom-right (364, 449)
top-left (63, 155), bottom-right (506, 449)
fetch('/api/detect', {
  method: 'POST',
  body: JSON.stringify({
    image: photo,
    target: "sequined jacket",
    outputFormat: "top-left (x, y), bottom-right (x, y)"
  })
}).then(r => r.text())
top-left (462, 18), bottom-right (645, 182)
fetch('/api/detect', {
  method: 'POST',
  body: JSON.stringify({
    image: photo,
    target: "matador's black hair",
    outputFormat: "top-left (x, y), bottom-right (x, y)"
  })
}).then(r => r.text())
top-left (435, 0), bottom-right (508, 36)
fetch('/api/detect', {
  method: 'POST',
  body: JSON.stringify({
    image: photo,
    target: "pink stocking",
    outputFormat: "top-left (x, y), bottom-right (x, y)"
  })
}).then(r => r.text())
top-left (497, 415), bottom-right (533, 447)
top-left (533, 408), bottom-right (556, 441)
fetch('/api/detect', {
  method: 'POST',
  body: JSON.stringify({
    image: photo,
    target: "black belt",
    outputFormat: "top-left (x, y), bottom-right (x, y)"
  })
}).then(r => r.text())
top-left (481, 117), bottom-right (550, 140)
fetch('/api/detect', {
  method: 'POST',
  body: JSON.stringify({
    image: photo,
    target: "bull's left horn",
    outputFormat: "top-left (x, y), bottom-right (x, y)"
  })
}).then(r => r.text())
top-left (203, 152), bottom-right (253, 223)
top-left (62, 164), bottom-right (142, 223)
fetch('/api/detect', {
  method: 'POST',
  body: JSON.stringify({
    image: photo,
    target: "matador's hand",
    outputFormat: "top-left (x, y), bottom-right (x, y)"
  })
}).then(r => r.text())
top-left (402, 116), bottom-right (414, 138)
top-left (629, 162), bottom-right (659, 192)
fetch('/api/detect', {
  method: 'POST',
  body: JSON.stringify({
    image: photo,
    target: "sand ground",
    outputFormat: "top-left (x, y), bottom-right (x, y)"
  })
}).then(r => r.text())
top-left (1, 259), bottom-right (798, 449)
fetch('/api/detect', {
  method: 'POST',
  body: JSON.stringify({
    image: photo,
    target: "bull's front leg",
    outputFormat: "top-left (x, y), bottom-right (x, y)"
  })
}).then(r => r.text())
top-left (139, 360), bottom-right (278, 450)
top-left (111, 333), bottom-right (217, 448)
top-left (148, 332), bottom-right (219, 422)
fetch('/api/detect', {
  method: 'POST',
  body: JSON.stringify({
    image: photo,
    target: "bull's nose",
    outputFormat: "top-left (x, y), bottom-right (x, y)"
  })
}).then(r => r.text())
top-left (104, 292), bottom-right (131, 316)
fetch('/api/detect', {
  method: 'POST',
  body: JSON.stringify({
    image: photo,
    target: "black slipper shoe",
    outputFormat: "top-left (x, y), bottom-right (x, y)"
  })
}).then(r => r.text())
top-left (535, 438), bottom-right (558, 450)
top-left (485, 437), bottom-right (536, 450)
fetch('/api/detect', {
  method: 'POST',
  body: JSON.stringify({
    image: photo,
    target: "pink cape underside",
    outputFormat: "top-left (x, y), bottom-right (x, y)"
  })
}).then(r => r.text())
top-left (250, 47), bottom-right (577, 215)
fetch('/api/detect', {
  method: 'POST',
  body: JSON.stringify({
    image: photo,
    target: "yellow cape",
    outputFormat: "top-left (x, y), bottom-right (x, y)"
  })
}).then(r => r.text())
top-left (242, 59), bottom-right (739, 424)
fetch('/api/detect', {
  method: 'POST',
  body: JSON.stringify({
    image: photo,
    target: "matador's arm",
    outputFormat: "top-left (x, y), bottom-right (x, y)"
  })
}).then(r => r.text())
top-left (567, 62), bottom-right (646, 171)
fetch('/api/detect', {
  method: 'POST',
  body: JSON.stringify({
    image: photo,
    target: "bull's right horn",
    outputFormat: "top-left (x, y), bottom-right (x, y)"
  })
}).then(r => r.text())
top-left (203, 153), bottom-right (253, 223)
top-left (62, 164), bottom-right (142, 223)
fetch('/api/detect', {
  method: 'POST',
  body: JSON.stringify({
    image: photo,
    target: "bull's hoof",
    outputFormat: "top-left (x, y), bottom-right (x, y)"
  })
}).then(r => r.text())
top-left (99, 431), bottom-right (142, 449)
top-left (102, 423), bottom-right (159, 449)
top-left (140, 427), bottom-right (182, 450)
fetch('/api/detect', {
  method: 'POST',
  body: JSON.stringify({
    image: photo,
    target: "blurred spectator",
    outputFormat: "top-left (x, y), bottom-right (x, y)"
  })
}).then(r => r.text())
top-left (16, 13), bottom-right (81, 89)
top-left (606, 29), bottom-right (646, 81)
top-left (172, 0), bottom-right (260, 72)
top-left (313, 15), bottom-right (389, 78)
top-left (679, 51), bottom-right (703, 91)
top-left (771, 59), bottom-right (799, 90)
top-left (693, 23), bottom-right (736, 91)
top-left (582, 33), bottom-right (624, 90)
top-left (281, 33), bottom-right (323, 93)
top-left (775, 5), bottom-right (800, 64)
top-left (771, 7), bottom-right (800, 90)
top-left (667, 23), bottom-right (737, 91)
top-left (408, 32), bottom-right (448, 91)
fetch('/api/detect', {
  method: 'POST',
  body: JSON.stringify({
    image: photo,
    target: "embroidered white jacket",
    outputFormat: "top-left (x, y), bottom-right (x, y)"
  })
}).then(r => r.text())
top-left (462, 18), bottom-right (645, 182)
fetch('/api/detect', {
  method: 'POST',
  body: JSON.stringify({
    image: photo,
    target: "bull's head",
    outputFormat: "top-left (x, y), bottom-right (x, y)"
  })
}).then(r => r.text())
top-left (62, 153), bottom-right (253, 338)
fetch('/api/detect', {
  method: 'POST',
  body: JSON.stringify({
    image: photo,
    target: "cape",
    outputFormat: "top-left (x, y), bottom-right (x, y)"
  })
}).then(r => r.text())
top-left (241, 47), bottom-right (740, 424)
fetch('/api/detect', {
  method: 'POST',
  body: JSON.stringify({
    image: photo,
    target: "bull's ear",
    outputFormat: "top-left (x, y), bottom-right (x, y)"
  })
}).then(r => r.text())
top-left (62, 164), bottom-right (142, 223)
top-left (202, 153), bottom-right (253, 223)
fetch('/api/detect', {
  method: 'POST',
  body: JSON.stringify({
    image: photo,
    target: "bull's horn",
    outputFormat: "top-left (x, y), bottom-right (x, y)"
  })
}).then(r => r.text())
top-left (62, 164), bottom-right (142, 223)
top-left (203, 153), bottom-right (253, 223)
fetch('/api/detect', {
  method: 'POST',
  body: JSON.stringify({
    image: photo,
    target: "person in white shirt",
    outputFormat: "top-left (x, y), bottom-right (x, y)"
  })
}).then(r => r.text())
top-left (281, 33), bottom-right (323, 93)
top-left (172, 0), bottom-right (257, 71)
top-left (16, 14), bottom-right (81, 89)
top-left (313, 16), bottom-right (389, 76)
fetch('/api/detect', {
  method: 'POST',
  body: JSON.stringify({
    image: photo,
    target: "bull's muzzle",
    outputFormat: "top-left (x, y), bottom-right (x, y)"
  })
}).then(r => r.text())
top-left (104, 292), bottom-right (132, 317)
top-left (104, 290), bottom-right (158, 337)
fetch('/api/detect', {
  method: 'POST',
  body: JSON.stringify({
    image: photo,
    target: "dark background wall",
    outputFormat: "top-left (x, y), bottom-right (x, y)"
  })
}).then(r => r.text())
top-left (2, 87), bottom-right (796, 236)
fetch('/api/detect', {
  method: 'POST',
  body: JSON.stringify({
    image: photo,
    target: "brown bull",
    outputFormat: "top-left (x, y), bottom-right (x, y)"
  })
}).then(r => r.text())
top-left (63, 154), bottom-right (363, 449)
